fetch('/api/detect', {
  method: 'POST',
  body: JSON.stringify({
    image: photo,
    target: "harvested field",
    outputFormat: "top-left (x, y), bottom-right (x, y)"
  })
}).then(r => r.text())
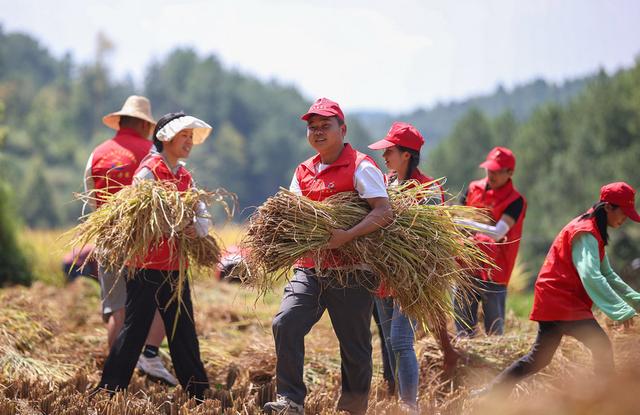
top-left (2, 229), bottom-right (640, 414)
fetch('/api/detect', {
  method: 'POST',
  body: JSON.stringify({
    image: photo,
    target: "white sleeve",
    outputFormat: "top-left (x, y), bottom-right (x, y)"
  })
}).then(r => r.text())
top-left (133, 167), bottom-right (155, 183)
top-left (194, 200), bottom-right (212, 237)
top-left (455, 218), bottom-right (511, 241)
top-left (83, 152), bottom-right (96, 212)
top-left (289, 173), bottom-right (302, 195)
top-left (354, 160), bottom-right (388, 199)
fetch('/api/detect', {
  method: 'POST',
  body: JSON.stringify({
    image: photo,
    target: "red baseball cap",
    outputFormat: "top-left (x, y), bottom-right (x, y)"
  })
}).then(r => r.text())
top-left (301, 98), bottom-right (345, 122)
top-left (368, 122), bottom-right (424, 152)
top-left (479, 146), bottom-right (516, 171)
top-left (600, 182), bottom-right (640, 222)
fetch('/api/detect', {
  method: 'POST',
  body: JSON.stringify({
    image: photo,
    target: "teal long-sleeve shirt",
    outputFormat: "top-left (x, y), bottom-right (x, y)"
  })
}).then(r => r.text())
top-left (572, 233), bottom-right (640, 321)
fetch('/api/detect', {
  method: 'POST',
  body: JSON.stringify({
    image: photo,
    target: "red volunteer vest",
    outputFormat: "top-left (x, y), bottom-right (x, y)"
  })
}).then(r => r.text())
top-left (91, 128), bottom-right (152, 207)
top-left (529, 215), bottom-right (605, 321)
top-left (132, 154), bottom-right (193, 271)
top-left (466, 178), bottom-right (526, 285)
top-left (294, 143), bottom-right (379, 269)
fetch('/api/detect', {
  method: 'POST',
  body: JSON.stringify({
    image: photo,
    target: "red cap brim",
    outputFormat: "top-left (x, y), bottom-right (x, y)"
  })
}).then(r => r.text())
top-left (368, 139), bottom-right (395, 150)
top-left (479, 160), bottom-right (503, 171)
top-left (301, 110), bottom-right (341, 121)
top-left (622, 205), bottom-right (640, 222)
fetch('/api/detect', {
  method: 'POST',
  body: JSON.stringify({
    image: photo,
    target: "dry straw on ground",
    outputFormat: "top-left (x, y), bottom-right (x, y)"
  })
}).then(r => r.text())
top-left (2, 265), bottom-right (640, 414)
top-left (241, 181), bottom-right (489, 326)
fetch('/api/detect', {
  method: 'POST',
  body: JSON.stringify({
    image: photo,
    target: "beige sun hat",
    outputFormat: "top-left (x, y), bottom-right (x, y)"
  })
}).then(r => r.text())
top-left (102, 95), bottom-right (156, 130)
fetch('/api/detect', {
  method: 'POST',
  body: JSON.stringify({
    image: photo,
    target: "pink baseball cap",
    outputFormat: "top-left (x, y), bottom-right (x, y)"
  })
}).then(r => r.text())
top-left (479, 146), bottom-right (516, 171)
top-left (600, 182), bottom-right (640, 222)
top-left (368, 122), bottom-right (424, 151)
top-left (301, 98), bottom-right (345, 122)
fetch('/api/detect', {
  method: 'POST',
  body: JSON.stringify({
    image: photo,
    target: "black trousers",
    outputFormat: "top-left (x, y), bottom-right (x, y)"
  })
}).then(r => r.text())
top-left (272, 268), bottom-right (375, 414)
top-left (98, 268), bottom-right (209, 400)
top-left (492, 319), bottom-right (614, 392)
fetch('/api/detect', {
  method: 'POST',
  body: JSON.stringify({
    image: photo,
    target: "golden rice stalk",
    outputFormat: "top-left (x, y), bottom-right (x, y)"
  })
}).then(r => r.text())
top-left (241, 181), bottom-right (490, 327)
top-left (68, 181), bottom-right (235, 275)
top-left (66, 180), bottom-right (236, 335)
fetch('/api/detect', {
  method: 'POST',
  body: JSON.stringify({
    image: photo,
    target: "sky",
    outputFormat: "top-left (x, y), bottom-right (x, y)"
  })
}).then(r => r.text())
top-left (1, 0), bottom-right (639, 112)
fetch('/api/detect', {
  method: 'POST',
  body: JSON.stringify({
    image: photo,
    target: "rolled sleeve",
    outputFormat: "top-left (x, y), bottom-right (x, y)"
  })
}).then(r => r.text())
top-left (354, 161), bottom-right (388, 199)
top-left (572, 233), bottom-right (636, 321)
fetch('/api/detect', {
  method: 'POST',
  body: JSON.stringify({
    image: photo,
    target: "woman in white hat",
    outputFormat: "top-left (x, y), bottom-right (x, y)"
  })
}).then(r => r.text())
top-left (86, 95), bottom-right (179, 387)
top-left (96, 112), bottom-right (213, 401)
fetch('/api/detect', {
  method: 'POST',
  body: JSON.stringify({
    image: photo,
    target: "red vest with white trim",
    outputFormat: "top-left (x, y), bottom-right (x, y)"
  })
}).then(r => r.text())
top-left (131, 154), bottom-right (193, 271)
top-left (294, 143), bottom-right (379, 269)
top-left (465, 178), bottom-right (526, 285)
top-left (91, 128), bottom-right (152, 207)
top-left (529, 215), bottom-right (605, 321)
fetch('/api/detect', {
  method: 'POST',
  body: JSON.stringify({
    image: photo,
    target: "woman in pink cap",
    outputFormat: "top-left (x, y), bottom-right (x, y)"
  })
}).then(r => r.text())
top-left (368, 122), bottom-right (459, 411)
top-left (477, 181), bottom-right (640, 396)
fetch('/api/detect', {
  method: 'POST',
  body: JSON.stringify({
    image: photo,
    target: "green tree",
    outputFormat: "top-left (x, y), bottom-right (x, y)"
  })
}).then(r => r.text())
top-left (0, 101), bottom-right (32, 285)
top-left (19, 159), bottom-right (62, 228)
top-left (428, 108), bottom-right (494, 194)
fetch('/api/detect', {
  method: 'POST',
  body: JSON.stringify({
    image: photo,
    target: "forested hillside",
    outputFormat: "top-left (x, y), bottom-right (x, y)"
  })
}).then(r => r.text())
top-left (353, 77), bottom-right (589, 147)
top-left (427, 61), bottom-right (640, 272)
top-left (0, 27), bottom-right (371, 226)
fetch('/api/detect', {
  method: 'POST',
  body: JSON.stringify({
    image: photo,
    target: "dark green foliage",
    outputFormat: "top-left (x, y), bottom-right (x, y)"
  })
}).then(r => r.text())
top-left (0, 30), bottom-right (372, 226)
top-left (354, 76), bottom-right (591, 150)
top-left (0, 101), bottom-right (32, 286)
top-left (0, 181), bottom-right (33, 286)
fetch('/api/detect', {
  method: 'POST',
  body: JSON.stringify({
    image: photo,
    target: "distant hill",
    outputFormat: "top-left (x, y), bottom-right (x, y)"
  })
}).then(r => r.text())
top-left (0, 27), bottom-right (373, 226)
top-left (353, 77), bottom-right (591, 149)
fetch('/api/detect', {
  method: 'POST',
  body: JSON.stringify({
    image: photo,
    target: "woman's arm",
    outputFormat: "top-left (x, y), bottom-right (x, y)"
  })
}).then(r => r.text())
top-left (193, 199), bottom-right (211, 237)
top-left (455, 216), bottom-right (512, 242)
top-left (573, 233), bottom-right (636, 321)
top-left (600, 254), bottom-right (640, 310)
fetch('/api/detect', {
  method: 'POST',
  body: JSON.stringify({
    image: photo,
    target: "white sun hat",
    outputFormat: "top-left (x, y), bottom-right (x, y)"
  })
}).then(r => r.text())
top-left (156, 115), bottom-right (212, 145)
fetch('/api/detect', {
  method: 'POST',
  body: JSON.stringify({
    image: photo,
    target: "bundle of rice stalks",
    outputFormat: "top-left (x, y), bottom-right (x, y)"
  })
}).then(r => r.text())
top-left (241, 181), bottom-right (489, 326)
top-left (69, 181), bottom-right (234, 280)
top-left (67, 180), bottom-right (236, 334)
top-left (70, 180), bottom-right (235, 273)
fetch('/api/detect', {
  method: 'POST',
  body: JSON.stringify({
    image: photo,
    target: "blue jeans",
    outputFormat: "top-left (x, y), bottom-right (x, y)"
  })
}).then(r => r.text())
top-left (454, 278), bottom-right (507, 336)
top-left (374, 297), bottom-right (418, 409)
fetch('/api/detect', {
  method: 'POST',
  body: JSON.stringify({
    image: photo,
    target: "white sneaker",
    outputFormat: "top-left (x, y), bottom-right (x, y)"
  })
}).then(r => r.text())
top-left (136, 354), bottom-right (178, 386)
top-left (263, 395), bottom-right (304, 414)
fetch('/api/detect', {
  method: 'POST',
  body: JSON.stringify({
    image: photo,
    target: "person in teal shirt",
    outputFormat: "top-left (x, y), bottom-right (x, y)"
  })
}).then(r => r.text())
top-left (477, 181), bottom-right (640, 396)
top-left (574, 233), bottom-right (640, 320)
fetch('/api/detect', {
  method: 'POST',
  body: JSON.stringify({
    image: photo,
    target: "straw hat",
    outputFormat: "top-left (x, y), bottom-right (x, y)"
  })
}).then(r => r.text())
top-left (102, 95), bottom-right (156, 130)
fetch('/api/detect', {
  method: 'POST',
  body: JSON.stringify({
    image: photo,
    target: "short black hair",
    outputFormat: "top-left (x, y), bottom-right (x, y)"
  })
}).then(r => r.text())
top-left (152, 112), bottom-right (186, 152)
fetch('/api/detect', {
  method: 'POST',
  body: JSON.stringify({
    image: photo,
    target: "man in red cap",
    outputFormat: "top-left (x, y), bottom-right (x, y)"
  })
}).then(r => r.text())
top-left (264, 98), bottom-right (393, 415)
top-left (454, 146), bottom-right (527, 336)
top-left (475, 181), bottom-right (640, 396)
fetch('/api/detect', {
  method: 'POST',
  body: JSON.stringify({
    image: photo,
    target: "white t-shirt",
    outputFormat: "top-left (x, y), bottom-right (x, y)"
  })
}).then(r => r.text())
top-left (289, 160), bottom-right (388, 199)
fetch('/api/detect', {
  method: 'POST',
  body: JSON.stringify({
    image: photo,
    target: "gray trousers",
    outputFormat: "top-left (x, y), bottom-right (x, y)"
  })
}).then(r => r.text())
top-left (272, 268), bottom-right (375, 414)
